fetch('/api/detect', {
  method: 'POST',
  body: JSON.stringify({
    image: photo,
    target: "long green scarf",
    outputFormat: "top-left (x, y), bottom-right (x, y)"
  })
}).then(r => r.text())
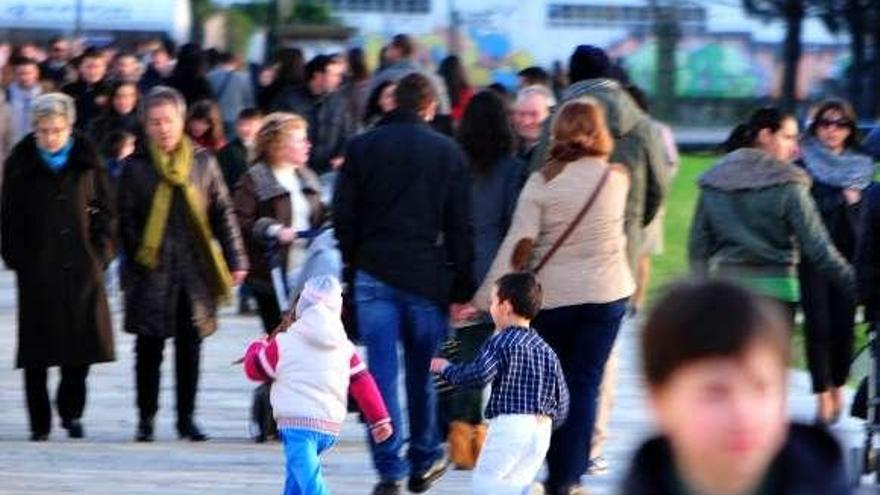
top-left (136, 137), bottom-right (233, 300)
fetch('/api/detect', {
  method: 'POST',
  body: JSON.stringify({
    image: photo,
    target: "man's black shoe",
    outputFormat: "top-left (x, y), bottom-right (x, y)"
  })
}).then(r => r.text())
top-left (62, 419), bottom-right (84, 438)
top-left (407, 456), bottom-right (450, 493)
top-left (177, 420), bottom-right (208, 442)
top-left (371, 480), bottom-right (402, 495)
top-left (135, 417), bottom-right (154, 442)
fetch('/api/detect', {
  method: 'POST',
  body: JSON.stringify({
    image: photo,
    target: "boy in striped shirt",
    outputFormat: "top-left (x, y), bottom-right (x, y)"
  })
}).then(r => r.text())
top-left (431, 272), bottom-right (568, 495)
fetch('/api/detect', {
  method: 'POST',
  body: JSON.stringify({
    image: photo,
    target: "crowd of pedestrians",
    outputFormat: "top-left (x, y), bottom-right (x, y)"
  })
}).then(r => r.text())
top-left (0, 32), bottom-right (877, 495)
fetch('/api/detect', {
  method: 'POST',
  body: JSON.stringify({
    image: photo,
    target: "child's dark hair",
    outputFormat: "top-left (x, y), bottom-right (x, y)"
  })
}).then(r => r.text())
top-left (100, 130), bottom-right (135, 159)
top-left (237, 107), bottom-right (263, 121)
top-left (495, 272), bottom-right (543, 320)
top-left (722, 106), bottom-right (794, 153)
top-left (641, 279), bottom-right (790, 388)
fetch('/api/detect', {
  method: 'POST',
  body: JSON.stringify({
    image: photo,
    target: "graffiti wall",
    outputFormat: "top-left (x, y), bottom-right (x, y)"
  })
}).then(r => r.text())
top-left (342, 4), bottom-right (848, 100)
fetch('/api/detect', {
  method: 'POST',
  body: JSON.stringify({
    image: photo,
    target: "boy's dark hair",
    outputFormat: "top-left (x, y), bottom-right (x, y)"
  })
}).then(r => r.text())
top-left (10, 56), bottom-right (38, 68)
top-left (100, 130), bottom-right (135, 159)
top-left (237, 107), bottom-right (263, 121)
top-left (305, 54), bottom-right (333, 82)
top-left (642, 279), bottom-right (791, 388)
top-left (390, 34), bottom-right (414, 58)
top-left (394, 73), bottom-right (437, 113)
top-left (518, 66), bottom-right (551, 87)
top-left (495, 272), bottom-right (543, 320)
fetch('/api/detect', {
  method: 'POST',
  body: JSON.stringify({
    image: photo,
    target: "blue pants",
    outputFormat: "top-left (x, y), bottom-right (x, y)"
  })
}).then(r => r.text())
top-left (354, 270), bottom-right (448, 481)
top-left (280, 428), bottom-right (337, 495)
top-left (533, 299), bottom-right (627, 491)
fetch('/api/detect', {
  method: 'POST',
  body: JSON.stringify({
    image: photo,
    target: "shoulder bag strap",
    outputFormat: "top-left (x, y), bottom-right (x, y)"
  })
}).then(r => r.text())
top-left (533, 165), bottom-right (612, 274)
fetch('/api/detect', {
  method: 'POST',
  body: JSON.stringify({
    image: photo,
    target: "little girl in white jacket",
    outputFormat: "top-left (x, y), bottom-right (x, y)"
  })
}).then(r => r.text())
top-left (244, 275), bottom-right (392, 495)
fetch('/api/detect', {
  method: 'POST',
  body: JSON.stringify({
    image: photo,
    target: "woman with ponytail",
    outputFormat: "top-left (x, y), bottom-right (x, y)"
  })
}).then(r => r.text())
top-left (473, 97), bottom-right (634, 494)
top-left (689, 107), bottom-right (855, 324)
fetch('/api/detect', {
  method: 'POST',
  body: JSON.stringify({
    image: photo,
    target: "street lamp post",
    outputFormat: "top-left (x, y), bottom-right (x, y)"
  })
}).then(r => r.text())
top-left (74, 0), bottom-right (83, 38)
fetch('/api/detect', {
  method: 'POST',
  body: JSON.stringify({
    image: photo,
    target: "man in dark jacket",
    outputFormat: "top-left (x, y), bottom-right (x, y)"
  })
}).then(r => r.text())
top-left (216, 107), bottom-right (261, 190)
top-left (271, 54), bottom-right (351, 175)
top-left (62, 48), bottom-right (112, 133)
top-left (333, 73), bottom-right (474, 495)
top-left (529, 45), bottom-right (668, 271)
top-left (118, 86), bottom-right (248, 443)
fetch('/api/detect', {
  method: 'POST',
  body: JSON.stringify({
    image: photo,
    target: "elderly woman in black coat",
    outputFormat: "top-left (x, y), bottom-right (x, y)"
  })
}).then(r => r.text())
top-left (118, 86), bottom-right (248, 442)
top-left (1, 92), bottom-right (116, 441)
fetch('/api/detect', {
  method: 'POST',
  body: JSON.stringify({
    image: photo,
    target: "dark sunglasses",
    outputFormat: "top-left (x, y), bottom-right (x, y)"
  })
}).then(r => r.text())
top-left (816, 118), bottom-right (853, 129)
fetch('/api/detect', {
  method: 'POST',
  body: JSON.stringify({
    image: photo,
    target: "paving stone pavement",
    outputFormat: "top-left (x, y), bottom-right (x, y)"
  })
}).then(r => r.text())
top-left (0, 269), bottom-right (874, 494)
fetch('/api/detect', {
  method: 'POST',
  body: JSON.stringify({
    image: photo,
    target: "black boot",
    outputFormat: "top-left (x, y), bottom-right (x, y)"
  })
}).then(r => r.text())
top-left (136, 416), bottom-right (154, 442)
top-left (177, 417), bottom-right (208, 442)
top-left (61, 419), bottom-right (84, 439)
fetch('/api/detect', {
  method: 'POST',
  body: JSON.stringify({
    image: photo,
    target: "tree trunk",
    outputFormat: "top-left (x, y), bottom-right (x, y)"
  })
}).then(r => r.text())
top-left (779, 0), bottom-right (804, 113)
top-left (869, 0), bottom-right (880, 117)
top-left (655, 4), bottom-right (680, 120)
top-left (846, 0), bottom-right (867, 117)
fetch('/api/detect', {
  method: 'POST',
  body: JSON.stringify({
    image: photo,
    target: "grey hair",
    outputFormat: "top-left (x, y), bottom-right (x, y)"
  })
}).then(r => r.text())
top-left (139, 85), bottom-right (187, 121)
top-left (31, 92), bottom-right (77, 126)
top-left (516, 84), bottom-right (557, 108)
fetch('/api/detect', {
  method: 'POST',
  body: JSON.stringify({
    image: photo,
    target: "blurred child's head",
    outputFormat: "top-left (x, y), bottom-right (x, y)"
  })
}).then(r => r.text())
top-left (236, 107), bottom-right (262, 146)
top-left (490, 272), bottom-right (543, 328)
top-left (642, 279), bottom-right (791, 494)
top-left (101, 130), bottom-right (136, 161)
top-left (295, 275), bottom-right (343, 319)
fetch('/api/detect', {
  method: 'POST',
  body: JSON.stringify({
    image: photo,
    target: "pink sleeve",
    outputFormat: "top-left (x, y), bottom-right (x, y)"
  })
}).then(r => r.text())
top-left (243, 339), bottom-right (279, 383)
top-left (349, 352), bottom-right (390, 428)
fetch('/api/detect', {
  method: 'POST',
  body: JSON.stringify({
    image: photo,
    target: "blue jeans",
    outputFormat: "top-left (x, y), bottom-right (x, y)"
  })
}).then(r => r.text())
top-left (355, 270), bottom-right (448, 481)
top-left (280, 427), bottom-right (338, 495)
top-left (533, 299), bottom-right (627, 491)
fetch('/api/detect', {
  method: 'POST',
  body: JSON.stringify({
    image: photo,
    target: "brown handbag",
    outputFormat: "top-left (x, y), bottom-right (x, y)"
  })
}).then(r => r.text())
top-left (525, 165), bottom-right (613, 274)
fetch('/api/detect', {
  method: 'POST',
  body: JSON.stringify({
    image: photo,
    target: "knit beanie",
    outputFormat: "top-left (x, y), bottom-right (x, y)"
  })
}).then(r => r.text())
top-left (568, 45), bottom-right (612, 84)
top-left (295, 275), bottom-right (343, 318)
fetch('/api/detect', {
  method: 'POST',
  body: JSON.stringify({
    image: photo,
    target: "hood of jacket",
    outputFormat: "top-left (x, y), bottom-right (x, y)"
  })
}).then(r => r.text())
top-left (563, 78), bottom-right (645, 137)
top-left (291, 304), bottom-right (347, 350)
top-left (620, 423), bottom-right (849, 495)
top-left (699, 148), bottom-right (811, 192)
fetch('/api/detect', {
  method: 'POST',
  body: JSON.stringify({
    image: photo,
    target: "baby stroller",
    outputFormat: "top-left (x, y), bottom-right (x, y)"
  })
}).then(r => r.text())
top-left (849, 322), bottom-right (880, 485)
top-left (249, 226), bottom-right (343, 442)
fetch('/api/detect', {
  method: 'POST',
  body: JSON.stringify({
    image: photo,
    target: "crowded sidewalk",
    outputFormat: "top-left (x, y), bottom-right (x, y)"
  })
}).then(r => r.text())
top-left (0, 267), bottom-right (862, 494)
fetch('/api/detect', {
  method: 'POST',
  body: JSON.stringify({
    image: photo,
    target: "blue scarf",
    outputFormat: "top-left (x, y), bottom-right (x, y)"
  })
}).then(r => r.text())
top-left (802, 138), bottom-right (875, 190)
top-left (39, 139), bottom-right (74, 172)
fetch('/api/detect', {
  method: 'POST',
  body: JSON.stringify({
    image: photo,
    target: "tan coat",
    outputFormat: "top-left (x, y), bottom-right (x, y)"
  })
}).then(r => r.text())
top-left (475, 157), bottom-right (635, 310)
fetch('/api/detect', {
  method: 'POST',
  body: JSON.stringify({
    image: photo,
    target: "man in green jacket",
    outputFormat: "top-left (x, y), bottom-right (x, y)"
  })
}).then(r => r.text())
top-left (529, 45), bottom-right (668, 270)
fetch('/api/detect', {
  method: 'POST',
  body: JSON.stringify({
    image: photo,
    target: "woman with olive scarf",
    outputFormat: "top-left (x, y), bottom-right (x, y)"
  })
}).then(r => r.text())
top-left (118, 86), bottom-right (248, 442)
top-left (798, 99), bottom-right (875, 424)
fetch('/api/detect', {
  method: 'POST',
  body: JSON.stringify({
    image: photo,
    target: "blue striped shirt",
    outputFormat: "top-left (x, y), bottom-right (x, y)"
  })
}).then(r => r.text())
top-left (441, 326), bottom-right (569, 425)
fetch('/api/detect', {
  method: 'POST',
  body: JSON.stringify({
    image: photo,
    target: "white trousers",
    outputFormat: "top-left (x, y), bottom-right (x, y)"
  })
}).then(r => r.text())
top-left (471, 414), bottom-right (552, 495)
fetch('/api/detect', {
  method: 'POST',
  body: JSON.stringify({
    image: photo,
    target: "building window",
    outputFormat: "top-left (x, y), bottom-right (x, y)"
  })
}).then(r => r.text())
top-left (547, 2), bottom-right (705, 30)
top-left (328, 0), bottom-right (430, 13)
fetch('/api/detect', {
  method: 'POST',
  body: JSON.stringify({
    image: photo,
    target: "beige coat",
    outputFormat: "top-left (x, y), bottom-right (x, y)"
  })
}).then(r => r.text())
top-left (475, 157), bottom-right (635, 310)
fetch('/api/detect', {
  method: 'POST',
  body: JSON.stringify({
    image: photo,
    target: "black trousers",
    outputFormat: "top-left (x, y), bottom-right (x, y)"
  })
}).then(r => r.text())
top-left (252, 284), bottom-right (282, 334)
top-left (24, 365), bottom-right (90, 435)
top-left (800, 264), bottom-right (855, 393)
top-left (135, 291), bottom-right (202, 424)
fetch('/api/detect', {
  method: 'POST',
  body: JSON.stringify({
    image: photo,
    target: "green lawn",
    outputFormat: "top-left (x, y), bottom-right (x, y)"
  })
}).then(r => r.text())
top-left (647, 153), bottom-right (716, 297)
top-left (647, 154), bottom-right (869, 370)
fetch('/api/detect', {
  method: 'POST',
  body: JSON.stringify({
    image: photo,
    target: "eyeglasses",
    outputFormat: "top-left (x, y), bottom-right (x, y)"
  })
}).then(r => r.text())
top-left (816, 118), bottom-right (852, 129)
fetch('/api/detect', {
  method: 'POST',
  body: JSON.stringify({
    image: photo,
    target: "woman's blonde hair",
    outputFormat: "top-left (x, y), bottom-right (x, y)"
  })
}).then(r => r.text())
top-left (548, 97), bottom-right (613, 163)
top-left (254, 112), bottom-right (308, 164)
